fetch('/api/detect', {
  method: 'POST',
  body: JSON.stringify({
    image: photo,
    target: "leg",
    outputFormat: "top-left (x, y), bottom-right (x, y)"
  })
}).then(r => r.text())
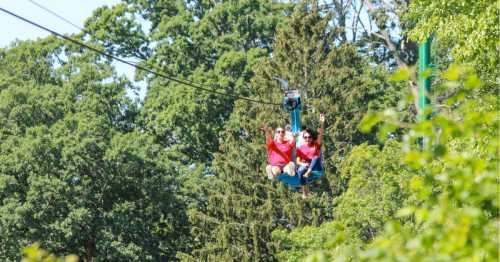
top-left (309, 157), bottom-right (322, 171)
top-left (283, 162), bottom-right (296, 176)
top-left (304, 157), bottom-right (322, 177)
top-left (298, 165), bottom-right (308, 189)
top-left (301, 184), bottom-right (310, 199)
top-left (297, 165), bottom-right (308, 177)
top-left (271, 166), bottom-right (282, 176)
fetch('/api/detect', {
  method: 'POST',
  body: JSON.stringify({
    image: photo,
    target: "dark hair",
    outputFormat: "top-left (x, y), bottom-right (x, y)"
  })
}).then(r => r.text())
top-left (304, 128), bottom-right (318, 140)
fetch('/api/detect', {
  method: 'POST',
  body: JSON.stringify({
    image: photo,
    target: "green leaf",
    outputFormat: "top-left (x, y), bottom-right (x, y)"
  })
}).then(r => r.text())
top-left (432, 144), bottom-right (447, 157)
top-left (396, 207), bottom-right (415, 218)
top-left (409, 175), bottom-right (424, 191)
top-left (421, 68), bottom-right (433, 78)
top-left (415, 208), bottom-right (429, 224)
top-left (442, 64), bottom-right (461, 81)
top-left (359, 113), bottom-right (381, 133)
top-left (389, 67), bottom-right (411, 81)
top-left (464, 74), bottom-right (481, 89)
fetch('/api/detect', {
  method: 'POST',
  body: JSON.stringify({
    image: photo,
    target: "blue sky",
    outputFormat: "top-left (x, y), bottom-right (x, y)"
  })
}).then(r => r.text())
top-left (0, 0), bottom-right (118, 47)
top-left (0, 0), bottom-right (145, 100)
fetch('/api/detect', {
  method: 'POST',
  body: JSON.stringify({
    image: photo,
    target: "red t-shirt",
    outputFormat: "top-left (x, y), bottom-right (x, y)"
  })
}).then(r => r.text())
top-left (297, 143), bottom-right (321, 163)
top-left (267, 139), bottom-right (294, 166)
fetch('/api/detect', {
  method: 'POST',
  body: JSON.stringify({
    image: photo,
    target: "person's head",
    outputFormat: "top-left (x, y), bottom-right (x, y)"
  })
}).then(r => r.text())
top-left (303, 128), bottom-right (318, 145)
top-left (275, 127), bottom-right (286, 141)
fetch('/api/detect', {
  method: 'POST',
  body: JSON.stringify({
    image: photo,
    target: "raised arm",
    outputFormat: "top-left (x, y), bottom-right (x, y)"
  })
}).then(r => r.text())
top-left (317, 113), bottom-right (325, 146)
top-left (287, 131), bottom-right (296, 147)
top-left (260, 124), bottom-right (273, 145)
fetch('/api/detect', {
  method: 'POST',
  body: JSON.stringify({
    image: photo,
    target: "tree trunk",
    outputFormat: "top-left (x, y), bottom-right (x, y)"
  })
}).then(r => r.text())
top-left (364, 0), bottom-right (420, 114)
top-left (85, 237), bottom-right (96, 262)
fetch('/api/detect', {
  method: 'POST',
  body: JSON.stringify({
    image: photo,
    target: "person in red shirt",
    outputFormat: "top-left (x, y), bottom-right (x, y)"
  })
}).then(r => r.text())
top-left (261, 124), bottom-right (296, 179)
top-left (296, 113), bottom-right (325, 198)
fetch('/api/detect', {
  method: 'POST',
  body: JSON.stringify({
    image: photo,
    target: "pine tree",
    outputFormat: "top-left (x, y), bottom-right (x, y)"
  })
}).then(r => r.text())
top-left (182, 1), bottom-right (403, 260)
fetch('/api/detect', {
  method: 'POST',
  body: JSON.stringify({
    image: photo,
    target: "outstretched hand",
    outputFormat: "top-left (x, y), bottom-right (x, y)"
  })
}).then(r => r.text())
top-left (260, 123), bottom-right (271, 132)
top-left (319, 113), bottom-right (326, 124)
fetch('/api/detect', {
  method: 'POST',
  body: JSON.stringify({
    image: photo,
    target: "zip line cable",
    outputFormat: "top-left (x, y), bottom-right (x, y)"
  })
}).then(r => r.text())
top-left (25, 0), bottom-right (230, 95)
top-left (2, 4), bottom-right (373, 116)
top-left (21, 0), bottom-right (366, 116)
top-left (24, 0), bottom-right (275, 104)
top-left (26, 0), bottom-right (156, 67)
top-left (0, 6), bottom-right (280, 106)
top-left (27, 0), bottom-right (84, 32)
top-left (25, 0), bottom-right (273, 103)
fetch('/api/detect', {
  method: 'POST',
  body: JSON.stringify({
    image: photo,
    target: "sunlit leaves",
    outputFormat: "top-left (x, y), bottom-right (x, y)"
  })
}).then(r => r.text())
top-left (359, 64), bottom-right (499, 260)
top-left (442, 64), bottom-right (461, 81)
top-left (21, 243), bottom-right (78, 262)
top-left (406, 0), bottom-right (498, 77)
top-left (298, 60), bottom-right (498, 261)
top-left (359, 113), bottom-right (381, 133)
top-left (388, 67), bottom-right (410, 81)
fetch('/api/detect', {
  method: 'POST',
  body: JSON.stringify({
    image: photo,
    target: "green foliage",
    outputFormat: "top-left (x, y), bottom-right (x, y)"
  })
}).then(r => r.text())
top-left (84, 3), bottom-right (150, 59)
top-left (405, 0), bottom-right (499, 76)
top-left (358, 65), bottom-right (498, 261)
top-left (2, 0), bottom-right (496, 261)
top-left (86, 0), bottom-right (291, 163)
top-left (297, 64), bottom-right (499, 261)
top-left (181, 2), bottom-right (405, 260)
top-left (0, 38), bottom-right (187, 261)
top-left (272, 221), bottom-right (349, 261)
top-left (273, 141), bottom-right (413, 261)
top-left (251, 1), bottom-right (404, 167)
top-left (335, 141), bottom-right (412, 242)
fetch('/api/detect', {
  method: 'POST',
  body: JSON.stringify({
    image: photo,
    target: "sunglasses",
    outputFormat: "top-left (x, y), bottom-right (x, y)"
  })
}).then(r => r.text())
top-left (303, 136), bottom-right (312, 139)
top-left (276, 130), bottom-right (285, 133)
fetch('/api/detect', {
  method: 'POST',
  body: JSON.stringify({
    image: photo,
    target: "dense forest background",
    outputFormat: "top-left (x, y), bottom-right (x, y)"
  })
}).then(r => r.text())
top-left (0, 0), bottom-right (498, 261)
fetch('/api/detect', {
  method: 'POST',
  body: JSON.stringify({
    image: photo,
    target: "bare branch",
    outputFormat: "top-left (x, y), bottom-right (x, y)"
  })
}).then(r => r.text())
top-left (351, 1), bottom-right (365, 41)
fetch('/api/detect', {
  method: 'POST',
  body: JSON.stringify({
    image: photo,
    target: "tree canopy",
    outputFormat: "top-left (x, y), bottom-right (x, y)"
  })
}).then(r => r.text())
top-left (0, 0), bottom-right (497, 261)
